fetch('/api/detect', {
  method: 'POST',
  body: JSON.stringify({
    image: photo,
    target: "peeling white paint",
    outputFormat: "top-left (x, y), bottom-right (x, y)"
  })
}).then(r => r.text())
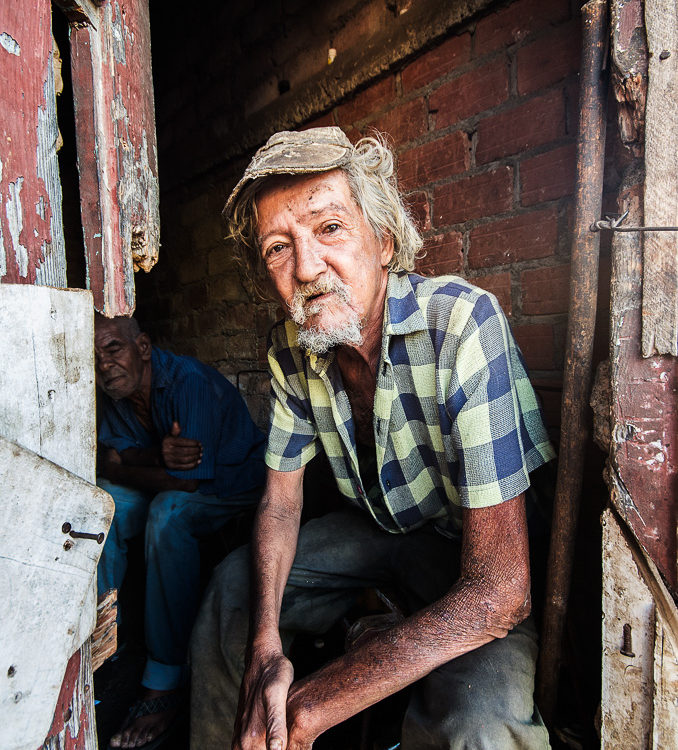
top-left (613, 421), bottom-right (638, 443)
top-left (0, 32), bottom-right (20, 56)
top-left (6, 177), bottom-right (28, 277)
top-left (110, 1), bottom-right (127, 65)
top-left (35, 61), bottom-right (67, 288)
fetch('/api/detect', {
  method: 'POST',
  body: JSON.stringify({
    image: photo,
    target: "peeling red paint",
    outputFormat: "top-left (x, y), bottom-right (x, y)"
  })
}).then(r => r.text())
top-left (0, 0), bottom-right (57, 284)
top-left (70, 0), bottom-right (159, 316)
top-left (611, 186), bottom-right (678, 592)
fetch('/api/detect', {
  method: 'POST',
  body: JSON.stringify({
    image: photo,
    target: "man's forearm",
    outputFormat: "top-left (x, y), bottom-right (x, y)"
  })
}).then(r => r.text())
top-left (285, 495), bottom-right (532, 746)
top-left (101, 461), bottom-right (199, 494)
top-left (249, 474), bottom-right (304, 643)
top-left (286, 573), bottom-right (529, 741)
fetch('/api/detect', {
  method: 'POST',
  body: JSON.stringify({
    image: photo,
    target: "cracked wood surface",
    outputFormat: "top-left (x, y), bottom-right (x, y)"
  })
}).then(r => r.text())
top-left (0, 285), bottom-right (113, 750)
top-left (0, 0), bottom-right (67, 287)
top-left (70, 0), bottom-right (159, 315)
top-left (642, 0), bottom-right (678, 356)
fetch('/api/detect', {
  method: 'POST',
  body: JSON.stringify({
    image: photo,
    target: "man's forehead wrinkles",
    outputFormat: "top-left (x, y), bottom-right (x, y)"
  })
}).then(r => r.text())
top-left (258, 202), bottom-right (351, 244)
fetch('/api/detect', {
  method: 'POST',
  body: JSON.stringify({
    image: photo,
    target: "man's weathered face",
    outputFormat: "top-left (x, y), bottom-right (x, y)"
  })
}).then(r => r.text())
top-left (94, 319), bottom-right (150, 400)
top-left (255, 169), bottom-right (393, 353)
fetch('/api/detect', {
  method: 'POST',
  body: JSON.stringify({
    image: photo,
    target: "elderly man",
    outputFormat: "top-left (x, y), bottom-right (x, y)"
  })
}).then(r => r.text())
top-left (95, 314), bottom-right (266, 749)
top-left (191, 127), bottom-right (555, 749)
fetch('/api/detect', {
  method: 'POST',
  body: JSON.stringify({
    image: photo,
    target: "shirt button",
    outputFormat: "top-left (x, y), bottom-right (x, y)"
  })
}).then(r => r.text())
top-left (385, 479), bottom-right (391, 489)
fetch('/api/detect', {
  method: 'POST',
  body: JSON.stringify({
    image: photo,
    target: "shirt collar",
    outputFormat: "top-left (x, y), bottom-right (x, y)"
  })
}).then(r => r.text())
top-left (383, 272), bottom-right (428, 337)
top-left (304, 272), bottom-right (426, 372)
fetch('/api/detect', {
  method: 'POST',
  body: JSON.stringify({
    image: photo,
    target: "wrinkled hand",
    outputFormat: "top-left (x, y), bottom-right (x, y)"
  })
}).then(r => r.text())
top-left (232, 645), bottom-right (295, 750)
top-left (161, 421), bottom-right (202, 470)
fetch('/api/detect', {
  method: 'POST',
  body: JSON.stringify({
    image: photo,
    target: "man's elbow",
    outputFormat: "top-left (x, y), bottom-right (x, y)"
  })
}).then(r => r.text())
top-left (487, 568), bottom-right (532, 637)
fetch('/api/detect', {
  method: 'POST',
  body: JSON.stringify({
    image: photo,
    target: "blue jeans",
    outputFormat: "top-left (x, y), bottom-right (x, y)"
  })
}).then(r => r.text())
top-left (190, 508), bottom-right (550, 749)
top-left (97, 478), bottom-right (260, 691)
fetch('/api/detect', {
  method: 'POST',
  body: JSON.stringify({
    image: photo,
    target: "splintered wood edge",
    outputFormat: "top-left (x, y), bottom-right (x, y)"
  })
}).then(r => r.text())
top-left (91, 588), bottom-right (118, 672)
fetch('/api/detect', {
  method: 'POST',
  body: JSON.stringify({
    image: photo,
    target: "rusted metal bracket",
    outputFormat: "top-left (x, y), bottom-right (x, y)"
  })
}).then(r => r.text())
top-left (591, 210), bottom-right (678, 232)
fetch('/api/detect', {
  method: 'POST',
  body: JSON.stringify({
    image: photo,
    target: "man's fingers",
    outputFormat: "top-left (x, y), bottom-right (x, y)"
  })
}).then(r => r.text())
top-left (168, 437), bottom-right (202, 448)
top-left (263, 660), bottom-right (294, 750)
top-left (170, 420), bottom-right (181, 437)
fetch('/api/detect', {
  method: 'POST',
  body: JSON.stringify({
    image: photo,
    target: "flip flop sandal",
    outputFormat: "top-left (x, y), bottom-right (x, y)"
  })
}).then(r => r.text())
top-left (107, 690), bottom-right (185, 750)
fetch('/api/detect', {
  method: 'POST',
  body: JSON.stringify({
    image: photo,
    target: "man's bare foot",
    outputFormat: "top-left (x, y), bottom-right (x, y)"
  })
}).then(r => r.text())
top-left (108, 687), bottom-right (183, 749)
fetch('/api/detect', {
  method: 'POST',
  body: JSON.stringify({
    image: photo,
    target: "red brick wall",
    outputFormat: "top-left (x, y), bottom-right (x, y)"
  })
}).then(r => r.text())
top-left (137, 0), bottom-right (600, 434)
top-left (302, 0), bottom-right (581, 431)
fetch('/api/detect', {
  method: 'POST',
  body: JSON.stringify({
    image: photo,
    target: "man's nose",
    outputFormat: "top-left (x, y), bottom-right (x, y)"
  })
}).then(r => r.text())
top-left (293, 237), bottom-right (327, 282)
top-left (95, 352), bottom-right (112, 371)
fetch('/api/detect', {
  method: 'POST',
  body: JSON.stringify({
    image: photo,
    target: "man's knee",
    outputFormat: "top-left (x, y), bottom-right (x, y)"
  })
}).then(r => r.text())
top-left (403, 698), bottom-right (548, 750)
top-left (145, 490), bottom-right (194, 541)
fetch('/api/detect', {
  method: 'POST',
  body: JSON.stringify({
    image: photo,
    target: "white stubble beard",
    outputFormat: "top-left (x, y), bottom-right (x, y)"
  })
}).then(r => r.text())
top-left (288, 277), bottom-right (363, 354)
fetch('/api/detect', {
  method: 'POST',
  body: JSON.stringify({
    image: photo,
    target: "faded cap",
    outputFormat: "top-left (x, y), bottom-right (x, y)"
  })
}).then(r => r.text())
top-left (223, 126), bottom-right (353, 217)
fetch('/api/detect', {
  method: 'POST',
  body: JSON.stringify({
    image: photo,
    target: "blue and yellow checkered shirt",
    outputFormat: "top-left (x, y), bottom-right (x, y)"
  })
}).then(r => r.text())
top-left (266, 272), bottom-right (555, 538)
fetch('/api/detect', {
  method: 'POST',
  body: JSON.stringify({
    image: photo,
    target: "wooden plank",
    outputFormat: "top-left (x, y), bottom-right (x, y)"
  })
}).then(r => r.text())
top-left (601, 509), bottom-right (655, 748)
top-left (43, 641), bottom-right (98, 750)
top-left (608, 177), bottom-right (677, 592)
top-left (69, 0), bottom-right (159, 316)
top-left (601, 509), bottom-right (678, 748)
top-left (610, 0), bottom-right (647, 152)
top-left (0, 438), bottom-right (113, 750)
top-left (0, 284), bottom-right (96, 483)
top-left (642, 0), bottom-right (678, 355)
top-left (91, 589), bottom-right (118, 673)
top-left (0, 0), bottom-right (67, 287)
top-left (53, 0), bottom-right (100, 29)
top-left (652, 613), bottom-right (678, 747)
top-left (0, 284), bottom-right (111, 749)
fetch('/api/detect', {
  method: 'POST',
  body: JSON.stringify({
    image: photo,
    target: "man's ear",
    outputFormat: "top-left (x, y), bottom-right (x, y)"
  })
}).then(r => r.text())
top-left (380, 234), bottom-right (394, 268)
top-left (135, 333), bottom-right (152, 361)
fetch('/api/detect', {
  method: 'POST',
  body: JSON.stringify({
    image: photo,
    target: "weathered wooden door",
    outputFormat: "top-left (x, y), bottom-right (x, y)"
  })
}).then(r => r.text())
top-left (0, 1), bottom-right (159, 747)
top-left (601, 1), bottom-right (678, 745)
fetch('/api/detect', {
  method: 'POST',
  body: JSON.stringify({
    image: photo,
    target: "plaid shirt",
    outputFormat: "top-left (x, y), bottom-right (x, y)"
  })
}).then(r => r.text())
top-left (266, 272), bottom-right (555, 537)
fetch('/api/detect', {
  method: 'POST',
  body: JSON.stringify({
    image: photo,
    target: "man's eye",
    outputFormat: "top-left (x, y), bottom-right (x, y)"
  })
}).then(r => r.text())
top-left (324, 223), bottom-right (340, 234)
top-left (264, 243), bottom-right (288, 263)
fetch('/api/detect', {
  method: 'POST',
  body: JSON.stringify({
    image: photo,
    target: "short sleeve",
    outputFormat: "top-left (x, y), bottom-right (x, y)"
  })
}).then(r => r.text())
top-left (445, 292), bottom-right (554, 508)
top-left (265, 322), bottom-right (321, 471)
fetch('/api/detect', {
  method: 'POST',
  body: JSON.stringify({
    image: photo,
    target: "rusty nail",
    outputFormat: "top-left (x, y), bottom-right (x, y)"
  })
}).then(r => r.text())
top-left (63, 523), bottom-right (105, 543)
top-left (69, 530), bottom-right (105, 544)
top-left (63, 540), bottom-right (73, 551)
top-left (620, 623), bottom-right (635, 657)
top-left (62, 707), bottom-right (72, 722)
top-left (659, 49), bottom-right (671, 60)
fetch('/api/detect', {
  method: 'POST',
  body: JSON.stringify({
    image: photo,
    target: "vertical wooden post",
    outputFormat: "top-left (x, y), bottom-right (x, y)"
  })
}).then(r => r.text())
top-left (69, 0), bottom-right (159, 316)
top-left (0, 0), bottom-right (67, 287)
top-left (535, 0), bottom-right (609, 727)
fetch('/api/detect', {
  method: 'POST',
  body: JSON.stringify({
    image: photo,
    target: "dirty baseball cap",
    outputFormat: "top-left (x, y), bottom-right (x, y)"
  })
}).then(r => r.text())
top-left (223, 126), bottom-right (354, 218)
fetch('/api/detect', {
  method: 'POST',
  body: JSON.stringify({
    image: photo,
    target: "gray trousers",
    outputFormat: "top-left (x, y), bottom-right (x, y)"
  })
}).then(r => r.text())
top-left (190, 509), bottom-right (550, 749)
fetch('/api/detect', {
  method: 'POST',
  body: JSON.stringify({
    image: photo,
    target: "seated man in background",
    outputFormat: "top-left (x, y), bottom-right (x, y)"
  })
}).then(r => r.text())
top-left (95, 314), bottom-right (266, 749)
top-left (191, 127), bottom-right (555, 749)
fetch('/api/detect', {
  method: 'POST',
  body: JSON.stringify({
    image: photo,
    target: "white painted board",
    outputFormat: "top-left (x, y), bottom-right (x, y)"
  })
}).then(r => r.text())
top-left (0, 284), bottom-right (97, 483)
top-left (0, 438), bottom-right (113, 750)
